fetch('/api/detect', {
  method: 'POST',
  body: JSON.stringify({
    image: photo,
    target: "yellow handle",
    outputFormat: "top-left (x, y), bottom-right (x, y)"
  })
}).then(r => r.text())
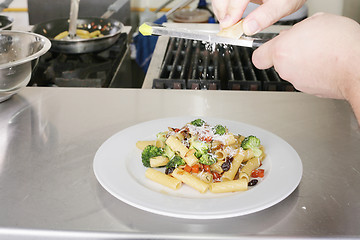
top-left (139, 23), bottom-right (153, 36)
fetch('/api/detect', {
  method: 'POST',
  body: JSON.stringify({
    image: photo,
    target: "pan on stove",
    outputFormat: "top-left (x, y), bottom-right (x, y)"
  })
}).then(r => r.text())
top-left (32, 17), bottom-right (123, 54)
top-left (31, 0), bottom-right (127, 55)
top-left (0, 15), bottom-right (14, 30)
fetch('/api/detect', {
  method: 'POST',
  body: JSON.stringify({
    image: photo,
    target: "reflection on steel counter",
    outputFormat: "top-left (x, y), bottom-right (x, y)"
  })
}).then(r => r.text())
top-left (28, 33), bottom-right (138, 88)
top-left (149, 33), bottom-right (295, 91)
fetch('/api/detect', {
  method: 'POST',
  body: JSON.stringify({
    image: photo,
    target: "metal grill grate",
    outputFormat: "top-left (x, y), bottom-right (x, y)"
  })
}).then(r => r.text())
top-left (153, 33), bottom-right (295, 91)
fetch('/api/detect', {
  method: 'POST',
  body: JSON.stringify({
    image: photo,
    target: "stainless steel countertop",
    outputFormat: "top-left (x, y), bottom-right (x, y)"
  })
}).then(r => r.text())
top-left (0, 87), bottom-right (359, 240)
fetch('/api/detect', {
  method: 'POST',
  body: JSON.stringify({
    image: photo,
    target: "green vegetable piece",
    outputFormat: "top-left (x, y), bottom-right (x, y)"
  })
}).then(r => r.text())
top-left (191, 119), bottom-right (205, 127)
top-left (156, 132), bottom-right (167, 142)
top-left (166, 155), bottom-right (186, 168)
top-left (190, 140), bottom-right (209, 153)
top-left (163, 144), bottom-right (175, 160)
top-left (194, 151), bottom-right (202, 159)
top-left (198, 153), bottom-right (217, 165)
top-left (213, 124), bottom-right (227, 135)
top-left (189, 138), bottom-right (209, 159)
top-left (141, 145), bottom-right (164, 167)
top-left (241, 135), bottom-right (262, 157)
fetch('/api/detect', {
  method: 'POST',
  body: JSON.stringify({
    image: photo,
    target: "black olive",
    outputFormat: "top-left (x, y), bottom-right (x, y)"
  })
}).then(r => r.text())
top-left (165, 167), bottom-right (175, 175)
top-left (221, 161), bottom-right (231, 172)
top-left (248, 179), bottom-right (258, 186)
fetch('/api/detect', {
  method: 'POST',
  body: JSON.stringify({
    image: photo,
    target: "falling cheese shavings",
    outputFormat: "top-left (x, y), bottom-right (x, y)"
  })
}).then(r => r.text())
top-left (217, 19), bottom-right (244, 39)
top-left (139, 23), bottom-right (154, 36)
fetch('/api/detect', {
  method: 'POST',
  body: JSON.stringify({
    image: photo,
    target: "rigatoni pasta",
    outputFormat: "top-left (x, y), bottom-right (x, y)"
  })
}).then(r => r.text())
top-left (145, 168), bottom-right (181, 190)
top-left (171, 168), bottom-right (209, 193)
top-left (136, 140), bottom-right (155, 150)
top-left (150, 156), bottom-right (169, 168)
top-left (209, 178), bottom-right (248, 193)
top-left (221, 153), bottom-right (245, 181)
top-left (137, 119), bottom-right (266, 194)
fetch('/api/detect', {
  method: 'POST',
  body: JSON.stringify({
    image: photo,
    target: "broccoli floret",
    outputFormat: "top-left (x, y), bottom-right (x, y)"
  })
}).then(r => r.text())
top-left (198, 153), bottom-right (217, 165)
top-left (213, 124), bottom-right (227, 135)
top-left (156, 132), bottom-right (167, 142)
top-left (163, 144), bottom-right (175, 160)
top-left (241, 135), bottom-right (262, 157)
top-left (189, 136), bottom-right (216, 165)
top-left (190, 139), bottom-right (209, 153)
top-left (194, 151), bottom-right (202, 159)
top-left (189, 138), bottom-right (210, 159)
top-left (141, 145), bottom-right (164, 167)
top-left (191, 119), bottom-right (205, 127)
top-left (166, 155), bottom-right (186, 169)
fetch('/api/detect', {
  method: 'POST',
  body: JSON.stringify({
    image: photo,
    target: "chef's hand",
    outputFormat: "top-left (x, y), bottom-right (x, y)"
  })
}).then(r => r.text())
top-left (211, 0), bottom-right (306, 35)
top-left (253, 13), bottom-right (360, 124)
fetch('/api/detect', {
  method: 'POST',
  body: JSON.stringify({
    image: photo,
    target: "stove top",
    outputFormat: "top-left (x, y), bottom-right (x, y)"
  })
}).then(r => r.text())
top-left (29, 33), bottom-right (130, 88)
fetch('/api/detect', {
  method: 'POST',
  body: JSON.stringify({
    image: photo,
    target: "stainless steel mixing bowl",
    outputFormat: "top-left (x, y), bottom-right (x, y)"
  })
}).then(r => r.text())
top-left (0, 31), bottom-right (51, 102)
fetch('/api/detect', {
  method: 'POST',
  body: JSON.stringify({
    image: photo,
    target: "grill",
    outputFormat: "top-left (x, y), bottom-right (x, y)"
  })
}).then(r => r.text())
top-left (151, 32), bottom-right (294, 91)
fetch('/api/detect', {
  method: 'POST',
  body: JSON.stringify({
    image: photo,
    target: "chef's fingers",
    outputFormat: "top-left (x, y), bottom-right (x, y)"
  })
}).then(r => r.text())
top-left (212, 0), bottom-right (250, 29)
top-left (211, 0), bottom-right (229, 22)
top-left (243, 0), bottom-right (305, 35)
top-left (251, 38), bottom-right (275, 70)
top-left (252, 29), bottom-right (291, 71)
top-left (221, 0), bottom-right (251, 28)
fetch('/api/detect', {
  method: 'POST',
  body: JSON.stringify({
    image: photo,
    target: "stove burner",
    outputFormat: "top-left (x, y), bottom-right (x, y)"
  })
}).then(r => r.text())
top-left (153, 33), bottom-right (295, 91)
top-left (30, 33), bottom-right (128, 88)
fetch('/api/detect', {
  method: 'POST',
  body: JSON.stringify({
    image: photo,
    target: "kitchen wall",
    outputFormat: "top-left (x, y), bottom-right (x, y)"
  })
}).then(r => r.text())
top-left (307, 0), bottom-right (344, 16)
top-left (307, 0), bottom-right (359, 22)
top-left (343, 0), bottom-right (360, 22)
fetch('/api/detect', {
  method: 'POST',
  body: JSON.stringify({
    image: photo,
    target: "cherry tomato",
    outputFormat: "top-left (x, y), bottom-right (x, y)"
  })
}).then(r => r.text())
top-left (199, 136), bottom-right (212, 142)
top-left (203, 165), bottom-right (211, 173)
top-left (212, 172), bottom-right (221, 180)
top-left (191, 164), bottom-right (200, 173)
top-left (251, 169), bottom-right (264, 178)
top-left (184, 165), bottom-right (192, 173)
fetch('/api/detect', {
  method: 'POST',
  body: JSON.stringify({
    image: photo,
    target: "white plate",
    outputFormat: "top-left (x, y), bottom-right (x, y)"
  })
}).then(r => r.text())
top-left (93, 117), bottom-right (302, 219)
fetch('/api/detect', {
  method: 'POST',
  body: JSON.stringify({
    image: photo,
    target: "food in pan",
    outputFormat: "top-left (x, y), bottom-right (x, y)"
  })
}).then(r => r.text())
top-left (54, 29), bottom-right (104, 40)
top-left (217, 19), bottom-right (244, 39)
top-left (136, 119), bottom-right (266, 193)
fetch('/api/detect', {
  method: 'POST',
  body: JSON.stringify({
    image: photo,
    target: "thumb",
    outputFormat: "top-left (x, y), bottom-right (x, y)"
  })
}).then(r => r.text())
top-left (252, 39), bottom-right (275, 70)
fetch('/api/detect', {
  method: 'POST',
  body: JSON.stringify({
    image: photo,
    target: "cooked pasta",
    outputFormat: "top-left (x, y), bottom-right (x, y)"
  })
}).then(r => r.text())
top-left (172, 168), bottom-right (209, 193)
top-left (137, 119), bottom-right (266, 193)
top-left (145, 168), bottom-right (181, 190)
top-left (150, 156), bottom-right (169, 168)
top-left (209, 178), bottom-right (248, 193)
top-left (222, 153), bottom-right (245, 181)
top-left (136, 140), bottom-right (155, 150)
